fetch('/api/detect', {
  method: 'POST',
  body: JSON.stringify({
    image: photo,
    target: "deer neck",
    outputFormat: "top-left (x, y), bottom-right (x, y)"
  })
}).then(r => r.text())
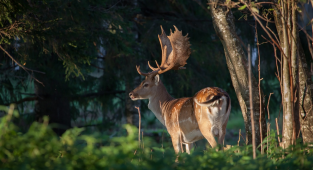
top-left (148, 81), bottom-right (174, 125)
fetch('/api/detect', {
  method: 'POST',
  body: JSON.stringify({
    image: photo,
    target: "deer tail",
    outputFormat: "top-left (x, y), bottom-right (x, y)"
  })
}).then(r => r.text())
top-left (194, 95), bottom-right (223, 107)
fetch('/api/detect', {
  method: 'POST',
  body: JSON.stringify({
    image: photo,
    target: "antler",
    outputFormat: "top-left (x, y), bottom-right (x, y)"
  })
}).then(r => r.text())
top-left (137, 25), bottom-right (191, 77)
top-left (148, 25), bottom-right (191, 74)
top-left (136, 65), bottom-right (158, 77)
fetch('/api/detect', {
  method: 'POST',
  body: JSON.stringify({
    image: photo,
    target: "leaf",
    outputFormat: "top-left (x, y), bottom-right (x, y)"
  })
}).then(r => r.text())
top-left (238, 5), bottom-right (246, 10)
top-left (251, 7), bottom-right (259, 14)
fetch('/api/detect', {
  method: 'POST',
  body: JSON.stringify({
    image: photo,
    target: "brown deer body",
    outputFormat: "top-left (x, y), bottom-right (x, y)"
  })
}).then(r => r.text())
top-left (129, 26), bottom-right (231, 154)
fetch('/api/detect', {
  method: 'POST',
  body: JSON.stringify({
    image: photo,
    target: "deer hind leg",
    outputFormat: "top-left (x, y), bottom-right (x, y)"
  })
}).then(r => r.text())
top-left (198, 122), bottom-right (217, 148)
top-left (218, 116), bottom-right (229, 147)
top-left (203, 131), bottom-right (218, 148)
top-left (185, 143), bottom-right (193, 154)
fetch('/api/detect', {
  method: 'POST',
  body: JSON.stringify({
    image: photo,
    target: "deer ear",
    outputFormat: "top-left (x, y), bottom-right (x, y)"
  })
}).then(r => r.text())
top-left (154, 75), bottom-right (160, 85)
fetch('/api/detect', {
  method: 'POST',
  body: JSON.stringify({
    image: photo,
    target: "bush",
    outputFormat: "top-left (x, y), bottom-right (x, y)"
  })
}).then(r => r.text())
top-left (0, 106), bottom-right (313, 170)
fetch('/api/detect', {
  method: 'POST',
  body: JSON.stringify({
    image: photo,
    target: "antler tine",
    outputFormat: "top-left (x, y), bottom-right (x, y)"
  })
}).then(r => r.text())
top-left (157, 63), bottom-right (175, 74)
top-left (136, 65), bottom-right (150, 76)
top-left (160, 45), bottom-right (168, 69)
top-left (154, 60), bottom-right (161, 70)
top-left (148, 61), bottom-right (158, 71)
top-left (136, 65), bottom-right (160, 78)
top-left (157, 26), bottom-right (173, 69)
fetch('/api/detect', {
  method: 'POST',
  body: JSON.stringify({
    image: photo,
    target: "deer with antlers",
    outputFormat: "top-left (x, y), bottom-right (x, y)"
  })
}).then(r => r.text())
top-left (129, 26), bottom-right (231, 154)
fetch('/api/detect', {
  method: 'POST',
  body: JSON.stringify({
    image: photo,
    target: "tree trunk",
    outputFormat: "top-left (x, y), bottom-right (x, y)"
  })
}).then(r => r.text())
top-left (209, 0), bottom-right (267, 146)
top-left (291, 0), bottom-right (300, 142)
top-left (298, 36), bottom-right (313, 145)
top-left (297, 1), bottom-right (313, 144)
top-left (35, 75), bottom-right (71, 136)
top-left (273, 1), bottom-right (298, 148)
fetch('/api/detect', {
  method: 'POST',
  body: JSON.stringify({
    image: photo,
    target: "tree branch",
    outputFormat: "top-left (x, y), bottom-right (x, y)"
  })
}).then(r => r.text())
top-left (2, 91), bottom-right (126, 106)
top-left (2, 97), bottom-right (38, 106)
top-left (71, 91), bottom-right (125, 99)
top-left (0, 45), bottom-right (45, 86)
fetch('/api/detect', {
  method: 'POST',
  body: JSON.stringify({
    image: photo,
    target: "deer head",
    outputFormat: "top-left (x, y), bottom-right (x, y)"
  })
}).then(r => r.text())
top-left (128, 71), bottom-right (160, 100)
top-left (129, 25), bottom-right (191, 100)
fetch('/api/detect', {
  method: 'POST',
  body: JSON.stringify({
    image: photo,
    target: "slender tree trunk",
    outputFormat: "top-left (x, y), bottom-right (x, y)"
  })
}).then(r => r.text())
top-left (281, 0), bottom-right (293, 148)
top-left (209, 0), bottom-right (267, 146)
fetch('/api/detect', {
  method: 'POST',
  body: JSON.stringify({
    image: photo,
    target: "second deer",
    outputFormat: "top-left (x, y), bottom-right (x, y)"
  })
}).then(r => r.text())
top-left (129, 26), bottom-right (231, 154)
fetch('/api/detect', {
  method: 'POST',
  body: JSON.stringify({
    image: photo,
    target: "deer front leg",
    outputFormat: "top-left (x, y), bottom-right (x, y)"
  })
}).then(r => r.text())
top-left (170, 134), bottom-right (183, 163)
top-left (171, 135), bottom-right (182, 154)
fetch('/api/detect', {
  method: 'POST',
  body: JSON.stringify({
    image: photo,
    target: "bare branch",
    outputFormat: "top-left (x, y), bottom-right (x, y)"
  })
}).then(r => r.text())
top-left (0, 45), bottom-right (45, 86)
top-left (248, 44), bottom-right (256, 159)
top-left (135, 106), bottom-right (141, 147)
top-left (267, 93), bottom-right (274, 120)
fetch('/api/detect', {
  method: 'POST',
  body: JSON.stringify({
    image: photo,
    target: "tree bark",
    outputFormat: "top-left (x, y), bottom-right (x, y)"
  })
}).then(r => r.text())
top-left (298, 36), bottom-right (313, 145)
top-left (209, 0), bottom-right (267, 146)
top-left (291, 0), bottom-right (300, 142)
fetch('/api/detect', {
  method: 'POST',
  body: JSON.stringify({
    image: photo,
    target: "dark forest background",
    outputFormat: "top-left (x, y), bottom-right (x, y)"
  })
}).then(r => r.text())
top-left (0, 0), bottom-right (312, 144)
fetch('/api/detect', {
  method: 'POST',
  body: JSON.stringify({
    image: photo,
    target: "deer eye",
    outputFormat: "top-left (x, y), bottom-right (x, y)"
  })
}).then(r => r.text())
top-left (143, 84), bottom-right (149, 87)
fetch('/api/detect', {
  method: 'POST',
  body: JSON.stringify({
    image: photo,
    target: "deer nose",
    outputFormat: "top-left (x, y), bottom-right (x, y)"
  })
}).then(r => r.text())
top-left (129, 92), bottom-right (133, 97)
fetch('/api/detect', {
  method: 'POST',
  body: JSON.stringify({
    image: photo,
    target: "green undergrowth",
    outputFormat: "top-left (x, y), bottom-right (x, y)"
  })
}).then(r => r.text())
top-left (0, 106), bottom-right (313, 170)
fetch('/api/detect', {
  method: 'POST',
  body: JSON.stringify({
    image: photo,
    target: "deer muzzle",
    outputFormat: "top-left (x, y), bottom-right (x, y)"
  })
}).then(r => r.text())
top-left (129, 91), bottom-right (138, 100)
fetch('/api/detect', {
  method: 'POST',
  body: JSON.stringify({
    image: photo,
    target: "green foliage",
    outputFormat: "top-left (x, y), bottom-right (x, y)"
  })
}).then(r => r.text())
top-left (238, 5), bottom-right (247, 10)
top-left (0, 0), bottom-right (135, 79)
top-left (1, 106), bottom-right (313, 170)
top-left (0, 0), bottom-right (138, 127)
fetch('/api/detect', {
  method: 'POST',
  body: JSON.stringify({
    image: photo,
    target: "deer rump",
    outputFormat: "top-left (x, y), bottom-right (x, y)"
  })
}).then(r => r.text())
top-left (192, 87), bottom-right (231, 139)
top-left (167, 87), bottom-right (230, 145)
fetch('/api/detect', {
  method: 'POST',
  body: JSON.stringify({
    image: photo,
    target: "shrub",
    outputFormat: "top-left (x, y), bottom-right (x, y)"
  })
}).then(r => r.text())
top-left (0, 106), bottom-right (313, 170)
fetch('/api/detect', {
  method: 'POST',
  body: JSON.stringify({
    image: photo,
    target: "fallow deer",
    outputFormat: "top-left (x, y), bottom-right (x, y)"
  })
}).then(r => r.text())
top-left (129, 26), bottom-right (231, 154)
